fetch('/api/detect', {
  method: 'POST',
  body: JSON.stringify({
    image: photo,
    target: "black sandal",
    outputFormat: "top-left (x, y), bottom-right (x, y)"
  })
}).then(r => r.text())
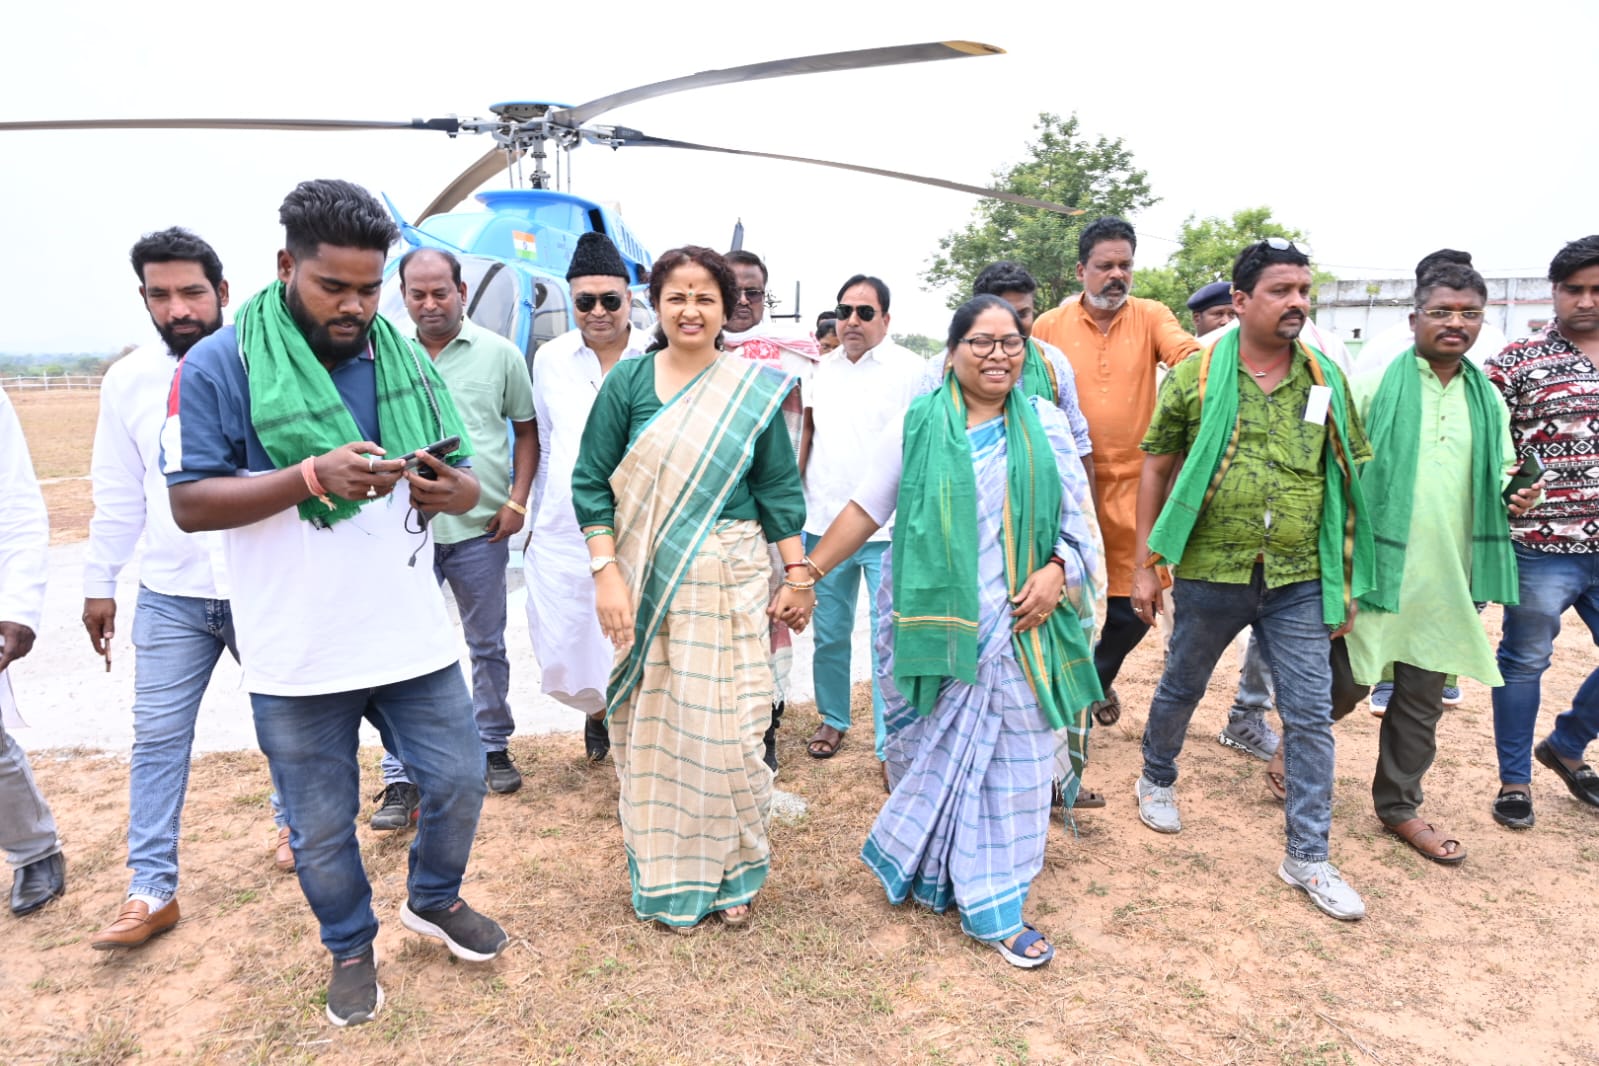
top-left (1090, 688), bottom-right (1121, 727)
top-left (584, 715), bottom-right (610, 763)
top-left (1491, 789), bottom-right (1534, 830)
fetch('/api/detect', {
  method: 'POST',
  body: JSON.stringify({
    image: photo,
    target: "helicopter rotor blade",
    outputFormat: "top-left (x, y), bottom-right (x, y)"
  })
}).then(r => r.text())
top-left (0, 116), bottom-right (463, 134)
top-left (549, 41), bottom-right (1002, 128)
top-left (415, 146), bottom-right (516, 223)
top-left (600, 131), bottom-right (1084, 216)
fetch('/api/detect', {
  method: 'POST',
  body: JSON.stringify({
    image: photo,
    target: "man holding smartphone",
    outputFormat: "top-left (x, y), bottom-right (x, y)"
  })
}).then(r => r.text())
top-left (163, 180), bottom-right (505, 1027)
top-left (1485, 234), bottom-right (1599, 827)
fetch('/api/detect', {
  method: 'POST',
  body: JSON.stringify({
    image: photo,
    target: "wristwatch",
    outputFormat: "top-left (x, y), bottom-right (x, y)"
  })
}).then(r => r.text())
top-left (589, 555), bottom-right (616, 575)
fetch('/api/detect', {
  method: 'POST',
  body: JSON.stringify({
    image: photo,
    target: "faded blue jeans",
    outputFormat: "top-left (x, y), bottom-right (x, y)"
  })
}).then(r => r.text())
top-left (1230, 634), bottom-right (1276, 723)
top-left (805, 535), bottom-right (887, 759)
top-left (126, 587), bottom-right (237, 901)
top-left (382, 534), bottom-right (513, 784)
top-left (254, 664), bottom-right (485, 959)
top-left (1142, 570), bottom-right (1338, 863)
top-left (1493, 545), bottom-right (1599, 784)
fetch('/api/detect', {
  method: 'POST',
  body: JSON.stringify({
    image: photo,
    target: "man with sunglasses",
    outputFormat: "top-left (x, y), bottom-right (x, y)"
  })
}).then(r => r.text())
top-left (524, 232), bottom-right (649, 765)
top-left (799, 275), bottom-right (924, 763)
top-left (369, 247), bottom-right (535, 813)
top-left (722, 250), bottom-right (821, 772)
top-left (1031, 218), bottom-right (1199, 730)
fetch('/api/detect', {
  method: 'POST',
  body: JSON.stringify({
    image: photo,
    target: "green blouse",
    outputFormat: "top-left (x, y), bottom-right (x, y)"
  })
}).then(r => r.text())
top-left (571, 353), bottom-right (806, 541)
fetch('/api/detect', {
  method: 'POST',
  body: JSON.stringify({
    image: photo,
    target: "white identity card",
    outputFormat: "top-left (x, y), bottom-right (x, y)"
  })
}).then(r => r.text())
top-left (1304, 385), bottom-right (1332, 426)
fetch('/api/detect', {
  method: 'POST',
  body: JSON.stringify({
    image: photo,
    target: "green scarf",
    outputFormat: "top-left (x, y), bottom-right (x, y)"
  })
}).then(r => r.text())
top-left (1357, 349), bottom-right (1518, 611)
top-left (1146, 330), bottom-right (1375, 626)
top-left (236, 281), bottom-right (470, 526)
top-left (891, 375), bottom-right (1102, 727)
top-left (1019, 339), bottom-right (1057, 403)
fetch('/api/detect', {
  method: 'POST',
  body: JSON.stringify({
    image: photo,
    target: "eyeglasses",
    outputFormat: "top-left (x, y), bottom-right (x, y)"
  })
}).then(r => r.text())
top-left (961, 333), bottom-right (1026, 357)
top-left (835, 303), bottom-right (879, 322)
top-left (1258, 236), bottom-right (1313, 258)
top-left (1418, 308), bottom-right (1486, 322)
top-left (737, 288), bottom-right (767, 305)
top-left (574, 292), bottom-right (624, 313)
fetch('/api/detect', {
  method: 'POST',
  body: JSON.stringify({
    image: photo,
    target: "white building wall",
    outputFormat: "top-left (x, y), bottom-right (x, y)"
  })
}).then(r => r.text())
top-left (1316, 276), bottom-right (1553, 345)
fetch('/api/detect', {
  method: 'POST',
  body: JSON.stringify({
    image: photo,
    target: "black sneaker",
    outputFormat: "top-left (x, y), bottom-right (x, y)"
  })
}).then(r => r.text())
top-left (485, 750), bottom-right (523, 794)
top-left (400, 898), bottom-right (509, 962)
top-left (325, 948), bottom-right (383, 1027)
top-left (762, 700), bottom-right (784, 774)
top-left (584, 715), bottom-right (610, 763)
top-left (370, 783), bottom-right (420, 831)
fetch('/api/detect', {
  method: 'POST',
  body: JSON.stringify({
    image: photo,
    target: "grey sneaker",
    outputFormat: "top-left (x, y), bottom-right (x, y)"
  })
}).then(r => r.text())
top-left (325, 948), bottom-right (383, 1027)
top-left (401, 898), bottom-right (509, 962)
top-left (1135, 775), bottom-right (1181, 834)
top-left (1218, 714), bottom-right (1280, 761)
top-left (485, 750), bottom-right (523, 794)
top-left (1278, 856), bottom-right (1366, 921)
top-left (370, 783), bottom-right (420, 831)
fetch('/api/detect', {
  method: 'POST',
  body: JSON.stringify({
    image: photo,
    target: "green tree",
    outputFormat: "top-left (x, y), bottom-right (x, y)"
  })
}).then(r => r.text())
top-left (1132, 207), bottom-right (1329, 330)
top-left (891, 333), bottom-right (943, 359)
top-left (922, 113), bottom-right (1158, 309)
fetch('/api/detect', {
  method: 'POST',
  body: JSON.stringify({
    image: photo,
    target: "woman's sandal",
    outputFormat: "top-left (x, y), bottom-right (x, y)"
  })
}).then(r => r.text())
top-left (994, 923), bottom-right (1055, 969)
top-left (717, 900), bottom-right (754, 929)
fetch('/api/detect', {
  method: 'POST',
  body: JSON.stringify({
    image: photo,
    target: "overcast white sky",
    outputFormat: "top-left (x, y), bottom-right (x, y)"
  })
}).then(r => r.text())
top-left (2, 0), bottom-right (1592, 353)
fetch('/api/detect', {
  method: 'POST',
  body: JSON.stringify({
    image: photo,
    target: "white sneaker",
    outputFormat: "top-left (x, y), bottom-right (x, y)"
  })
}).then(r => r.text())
top-left (1278, 856), bottom-right (1366, 921)
top-left (1135, 775), bottom-right (1181, 834)
top-left (1368, 682), bottom-right (1393, 718)
top-left (1441, 685), bottom-right (1463, 707)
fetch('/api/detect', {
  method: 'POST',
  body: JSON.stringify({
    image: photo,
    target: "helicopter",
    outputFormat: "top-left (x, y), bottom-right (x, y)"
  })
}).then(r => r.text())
top-left (1, 40), bottom-right (1082, 365)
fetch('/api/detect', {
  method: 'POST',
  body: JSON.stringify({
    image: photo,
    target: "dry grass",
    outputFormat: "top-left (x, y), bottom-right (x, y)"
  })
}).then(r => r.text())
top-left (6, 388), bottom-right (100, 544)
top-left (7, 621), bottom-right (1599, 1065)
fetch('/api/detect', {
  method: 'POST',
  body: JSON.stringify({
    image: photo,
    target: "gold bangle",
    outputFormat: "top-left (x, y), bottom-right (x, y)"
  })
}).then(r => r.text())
top-left (504, 499), bottom-right (528, 516)
top-left (802, 554), bottom-right (828, 580)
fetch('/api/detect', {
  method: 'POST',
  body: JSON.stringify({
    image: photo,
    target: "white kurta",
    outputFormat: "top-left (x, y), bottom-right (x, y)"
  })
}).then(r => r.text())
top-left (523, 326), bottom-right (647, 714)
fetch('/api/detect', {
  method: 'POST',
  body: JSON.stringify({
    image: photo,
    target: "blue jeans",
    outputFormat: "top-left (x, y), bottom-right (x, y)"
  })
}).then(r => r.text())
top-left (806, 535), bottom-right (887, 759)
top-left (1142, 571), bottom-right (1338, 862)
top-left (127, 587), bottom-right (237, 901)
top-left (1493, 546), bottom-right (1599, 784)
top-left (382, 534), bottom-right (512, 784)
top-left (253, 664), bottom-right (486, 959)
top-left (1230, 634), bottom-right (1276, 722)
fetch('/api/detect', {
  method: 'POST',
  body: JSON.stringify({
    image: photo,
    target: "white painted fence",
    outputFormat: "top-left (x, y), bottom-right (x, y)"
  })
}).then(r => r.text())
top-left (0, 375), bottom-right (102, 391)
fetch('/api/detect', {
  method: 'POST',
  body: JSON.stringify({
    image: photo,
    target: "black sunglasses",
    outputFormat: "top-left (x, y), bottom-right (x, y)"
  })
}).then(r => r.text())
top-left (574, 292), bottom-right (624, 313)
top-left (835, 303), bottom-right (878, 322)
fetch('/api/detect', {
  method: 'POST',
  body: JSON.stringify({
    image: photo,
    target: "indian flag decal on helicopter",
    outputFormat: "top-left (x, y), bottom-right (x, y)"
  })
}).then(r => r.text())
top-left (512, 231), bottom-right (537, 260)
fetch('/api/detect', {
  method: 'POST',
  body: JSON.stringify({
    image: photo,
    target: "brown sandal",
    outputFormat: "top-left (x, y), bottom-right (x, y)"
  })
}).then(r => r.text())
top-left (1265, 749), bottom-right (1287, 802)
top-left (1090, 688), bottom-right (1121, 727)
top-left (807, 725), bottom-right (846, 759)
top-left (1384, 817), bottom-right (1466, 865)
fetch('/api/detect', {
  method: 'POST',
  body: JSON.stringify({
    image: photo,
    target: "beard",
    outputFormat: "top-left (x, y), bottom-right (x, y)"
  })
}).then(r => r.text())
top-left (1084, 280), bottom-right (1129, 313)
top-left (152, 311), bottom-right (222, 356)
top-left (285, 281), bottom-right (373, 362)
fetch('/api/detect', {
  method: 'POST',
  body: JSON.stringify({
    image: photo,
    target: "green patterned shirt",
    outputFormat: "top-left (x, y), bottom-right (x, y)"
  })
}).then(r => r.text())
top-left (1141, 348), bottom-right (1370, 587)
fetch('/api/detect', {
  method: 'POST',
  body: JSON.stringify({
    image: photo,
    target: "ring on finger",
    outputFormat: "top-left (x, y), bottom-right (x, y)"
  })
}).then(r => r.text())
top-left (367, 455), bottom-right (376, 473)
top-left (366, 484), bottom-right (377, 498)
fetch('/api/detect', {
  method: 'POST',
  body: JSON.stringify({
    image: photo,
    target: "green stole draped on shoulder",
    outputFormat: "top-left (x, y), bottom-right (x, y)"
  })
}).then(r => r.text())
top-left (1145, 330), bottom-right (1374, 626)
top-left (1357, 349), bottom-right (1518, 611)
top-left (1019, 339), bottom-right (1058, 404)
top-left (891, 375), bottom-right (1102, 728)
top-left (236, 281), bottom-right (470, 526)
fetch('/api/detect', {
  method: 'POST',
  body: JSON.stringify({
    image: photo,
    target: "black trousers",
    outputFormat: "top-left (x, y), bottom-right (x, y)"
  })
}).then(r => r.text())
top-left (1094, 596), bottom-right (1152, 691)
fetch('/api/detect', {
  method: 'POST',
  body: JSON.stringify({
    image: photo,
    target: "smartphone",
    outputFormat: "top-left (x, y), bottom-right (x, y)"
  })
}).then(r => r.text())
top-left (398, 435), bottom-right (461, 481)
top-left (1503, 452), bottom-right (1545, 502)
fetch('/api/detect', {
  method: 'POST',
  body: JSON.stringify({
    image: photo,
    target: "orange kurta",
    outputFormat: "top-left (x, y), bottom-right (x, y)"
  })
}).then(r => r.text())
top-left (1033, 296), bottom-right (1198, 595)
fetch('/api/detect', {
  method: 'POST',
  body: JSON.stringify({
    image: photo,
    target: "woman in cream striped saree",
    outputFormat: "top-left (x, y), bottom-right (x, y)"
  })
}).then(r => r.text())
top-left (573, 247), bottom-right (811, 932)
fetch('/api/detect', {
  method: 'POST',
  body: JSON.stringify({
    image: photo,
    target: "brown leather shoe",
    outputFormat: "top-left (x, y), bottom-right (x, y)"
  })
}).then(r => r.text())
top-left (91, 899), bottom-right (181, 950)
top-left (274, 826), bottom-right (296, 874)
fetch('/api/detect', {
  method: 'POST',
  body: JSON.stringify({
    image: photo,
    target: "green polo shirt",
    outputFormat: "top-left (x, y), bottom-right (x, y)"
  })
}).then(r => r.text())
top-left (1141, 347), bottom-right (1370, 587)
top-left (417, 318), bottom-right (535, 545)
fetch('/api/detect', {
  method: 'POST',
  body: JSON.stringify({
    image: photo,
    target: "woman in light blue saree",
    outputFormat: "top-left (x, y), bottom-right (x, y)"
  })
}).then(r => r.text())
top-left (778, 295), bottom-right (1104, 968)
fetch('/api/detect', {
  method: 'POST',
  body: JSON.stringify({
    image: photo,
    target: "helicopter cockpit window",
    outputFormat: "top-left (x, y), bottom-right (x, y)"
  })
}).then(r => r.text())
top-left (528, 281), bottom-right (570, 363)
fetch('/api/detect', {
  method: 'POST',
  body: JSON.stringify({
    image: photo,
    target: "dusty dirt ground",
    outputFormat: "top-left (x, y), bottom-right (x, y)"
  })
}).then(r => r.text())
top-left (10, 389), bottom-right (97, 544)
top-left (6, 388), bottom-right (1598, 1064)
top-left (6, 616), bottom-right (1598, 1066)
